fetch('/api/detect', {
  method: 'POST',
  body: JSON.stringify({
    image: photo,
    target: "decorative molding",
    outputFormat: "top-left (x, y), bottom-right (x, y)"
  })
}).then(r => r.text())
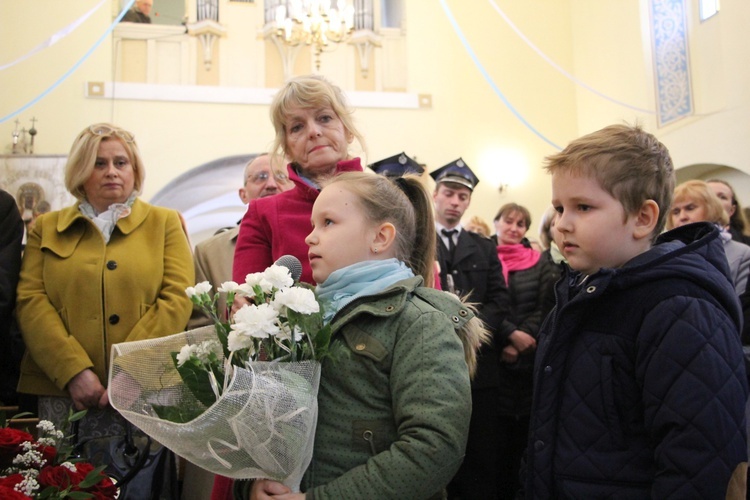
top-left (348, 30), bottom-right (382, 78)
top-left (650, 0), bottom-right (693, 126)
top-left (186, 19), bottom-right (227, 71)
top-left (85, 82), bottom-right (422, 109)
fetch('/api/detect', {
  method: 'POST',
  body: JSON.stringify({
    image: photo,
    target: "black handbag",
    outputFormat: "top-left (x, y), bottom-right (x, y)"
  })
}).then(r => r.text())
top-left (71, 419), bottom-right (179, 500)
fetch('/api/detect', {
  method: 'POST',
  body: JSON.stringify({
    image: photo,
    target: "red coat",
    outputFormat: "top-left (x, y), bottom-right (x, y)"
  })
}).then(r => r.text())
top-left (232, 158), bottom-right (363, 285)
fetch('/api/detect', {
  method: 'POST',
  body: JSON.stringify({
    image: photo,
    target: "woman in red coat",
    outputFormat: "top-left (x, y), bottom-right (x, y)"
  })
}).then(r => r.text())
top-left (232, 75), bottom-right (366, 286)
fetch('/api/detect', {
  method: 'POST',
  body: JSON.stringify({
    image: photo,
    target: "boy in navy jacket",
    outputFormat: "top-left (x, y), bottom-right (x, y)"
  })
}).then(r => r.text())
top-left (526, 124), bottom-right (748, 498)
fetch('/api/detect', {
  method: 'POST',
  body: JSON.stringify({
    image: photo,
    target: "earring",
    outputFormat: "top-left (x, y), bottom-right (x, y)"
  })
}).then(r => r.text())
top-left (372, 247), bottom-right (378, 254)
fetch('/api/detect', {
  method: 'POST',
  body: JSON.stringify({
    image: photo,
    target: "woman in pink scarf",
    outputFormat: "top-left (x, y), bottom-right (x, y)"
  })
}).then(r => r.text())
top-left (491, 202), bottom-right (556, 499)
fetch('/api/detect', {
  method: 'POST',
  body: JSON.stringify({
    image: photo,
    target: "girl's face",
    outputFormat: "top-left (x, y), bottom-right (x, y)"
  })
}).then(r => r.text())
top-left (495, 210), bottom-right (528, 245)
top-left (284, 104), bottom-right (351, 178)
top-left (306, 185), bottom-right (380, 284)
top-left (708, 181), bottom-right (736, 218)
top-left (670, 197), bottom-right (708, 227)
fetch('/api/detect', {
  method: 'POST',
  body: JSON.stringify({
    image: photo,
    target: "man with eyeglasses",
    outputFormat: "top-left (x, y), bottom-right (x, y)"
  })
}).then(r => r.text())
top-left (190, 154), bottom-right (291, 327)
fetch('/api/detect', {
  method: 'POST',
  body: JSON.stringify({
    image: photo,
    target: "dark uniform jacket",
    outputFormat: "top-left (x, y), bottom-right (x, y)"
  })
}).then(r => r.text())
top-left (436, 229), bottom-right (511, 389)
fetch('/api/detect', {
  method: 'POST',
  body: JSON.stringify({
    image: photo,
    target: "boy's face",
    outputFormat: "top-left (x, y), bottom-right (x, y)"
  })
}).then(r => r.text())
top-left (551, 171), bottom-right (644, 276)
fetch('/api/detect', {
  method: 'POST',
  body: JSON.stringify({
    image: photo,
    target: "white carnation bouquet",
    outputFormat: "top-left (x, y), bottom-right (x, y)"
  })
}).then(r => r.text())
top-left (108, 264), bottom-right (332, 491)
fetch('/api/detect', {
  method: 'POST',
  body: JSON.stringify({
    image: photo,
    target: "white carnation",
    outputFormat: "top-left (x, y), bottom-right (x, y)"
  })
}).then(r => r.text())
top-left (185, 286), bottom-right (196, 298)
top-left (195, 340), bottom-right (222, 363)
top-left (277, 324), bottom-right (305, 342)
top-left (194, 281), bottom-right (212, 295)
top-left (227, 330), bottom-right (254, 352)
top-left (218, 281), bottom-right (240, 293)
top-left (243, 273), bottom-right (274, 294)
top-left (263, 265), bottom-right (294, 289)
top-left (232, 303), bottom-right (280, 339)
top-left (272, 287), bottom-right (320, 314)
top-left (176, 344), bottom-right (196, 367)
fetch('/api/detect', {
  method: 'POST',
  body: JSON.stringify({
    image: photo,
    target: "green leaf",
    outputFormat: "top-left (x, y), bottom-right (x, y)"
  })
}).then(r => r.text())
top-left (215, 322), bottom-right (231, 358)
top-left (152, 403), bottom-right (206, 423)
top-left (78, 464), bottom-right (109, 488)
top-left (66, 491), bottom-right (95, 499)
top-left (170, 352), bottom-right (219, 407)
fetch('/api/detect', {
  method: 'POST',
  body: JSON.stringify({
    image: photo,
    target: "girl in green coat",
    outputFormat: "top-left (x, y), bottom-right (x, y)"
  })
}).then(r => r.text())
top-left (243, 172), bottom-right (487, 499)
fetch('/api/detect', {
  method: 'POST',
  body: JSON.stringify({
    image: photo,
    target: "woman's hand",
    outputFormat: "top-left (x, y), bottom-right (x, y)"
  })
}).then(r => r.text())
top-left (508, 329), bottom-right (536, 354)
top-left (67, 369), bottom-right (107, 410)
top-left (250, 479), bottom-right (293, 500)
top-left (501, 345), bottom-right (519, 364)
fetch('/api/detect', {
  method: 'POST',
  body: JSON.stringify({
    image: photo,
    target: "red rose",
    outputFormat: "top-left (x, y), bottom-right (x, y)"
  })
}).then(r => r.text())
top-left (70, 462), bottom-right (117, 499)
top-left (70, 461), bottom-right (94, 484)
top-left (0, 428), bottom-right (34, 466)
top-left (89, 475), bottom-right (118, 499)
top-left (0, 484), bottom-right (32, 500)
top-left (39, 445), bottom-right (57, 465)
top-left (0, 473), bottom-right (24, 488)
top-left (37, 464), bottom-right (73, 489)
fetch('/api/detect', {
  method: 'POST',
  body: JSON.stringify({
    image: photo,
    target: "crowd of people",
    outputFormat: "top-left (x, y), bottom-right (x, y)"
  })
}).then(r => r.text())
top-left (2, 74), bottom-right (749, 499)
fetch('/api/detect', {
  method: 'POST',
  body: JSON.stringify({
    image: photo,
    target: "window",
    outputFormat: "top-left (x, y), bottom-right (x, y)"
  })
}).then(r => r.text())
top-left (699, 0), bottom-right (719, 21)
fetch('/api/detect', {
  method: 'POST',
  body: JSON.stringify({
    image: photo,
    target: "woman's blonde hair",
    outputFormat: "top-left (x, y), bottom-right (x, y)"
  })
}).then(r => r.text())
top-left (667, 179), bottom-right (729, 229)
top-left (325, 172), bottom-right (435, 286)
top-left (465, 216), bottom-right (492, 238)
top-left (269, 75), bottom-right (365, 168)
top-left (64, 123), bottom-right (145, 200)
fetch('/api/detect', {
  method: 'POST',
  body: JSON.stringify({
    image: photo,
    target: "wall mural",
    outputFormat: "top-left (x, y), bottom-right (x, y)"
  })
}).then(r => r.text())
top-left (650, 0), bottom-right (694, 126)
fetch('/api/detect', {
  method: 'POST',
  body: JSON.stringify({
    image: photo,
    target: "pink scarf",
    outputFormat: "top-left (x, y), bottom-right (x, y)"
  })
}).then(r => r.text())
top-left (497, 243), bottom-right (541, 283)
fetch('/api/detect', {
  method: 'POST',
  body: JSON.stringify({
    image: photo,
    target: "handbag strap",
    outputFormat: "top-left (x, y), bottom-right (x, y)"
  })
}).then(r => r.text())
top-left (70, 418), bottom-right (154, 490)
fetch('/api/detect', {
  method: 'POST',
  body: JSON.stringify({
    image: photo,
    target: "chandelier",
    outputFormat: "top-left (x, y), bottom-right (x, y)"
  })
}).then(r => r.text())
top-left (273, 0), bottom-right (355, 71)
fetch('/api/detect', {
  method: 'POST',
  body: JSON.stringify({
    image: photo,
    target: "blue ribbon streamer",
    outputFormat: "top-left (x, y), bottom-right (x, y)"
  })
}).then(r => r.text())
top-left (439, 0), bottom-right (562, 150)
top-left (486, 0), bottom-right (655, 115)
top-left (0, 0), bottom-right (109, 72)
top-left (0, 0), bottom-right (135, 125)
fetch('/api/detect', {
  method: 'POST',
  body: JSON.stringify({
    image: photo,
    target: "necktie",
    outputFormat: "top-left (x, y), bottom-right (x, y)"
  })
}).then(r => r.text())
top-left (442, 229), bottom-right (458, 259)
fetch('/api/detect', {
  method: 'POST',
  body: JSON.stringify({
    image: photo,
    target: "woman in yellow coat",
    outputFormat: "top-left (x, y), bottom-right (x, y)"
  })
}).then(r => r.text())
top-left (16, 123), bottom-right (193, 433)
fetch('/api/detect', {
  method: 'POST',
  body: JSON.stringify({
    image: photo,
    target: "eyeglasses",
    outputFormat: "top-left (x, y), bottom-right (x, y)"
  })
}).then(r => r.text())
top-left (88, 125), bottom-right (135, 143)
top-left (245, 171), bottom-right (290, 185)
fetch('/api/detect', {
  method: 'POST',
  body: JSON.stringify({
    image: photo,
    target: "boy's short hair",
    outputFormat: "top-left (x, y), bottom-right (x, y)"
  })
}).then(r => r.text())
top-left (544, 124), bottom-right (675, 242)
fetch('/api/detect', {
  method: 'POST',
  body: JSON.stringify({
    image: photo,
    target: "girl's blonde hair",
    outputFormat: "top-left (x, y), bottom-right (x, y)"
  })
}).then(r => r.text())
top-left (325, 172), bottom-right (435, 286)
top-left (65, 123), bottom-right (145, 200)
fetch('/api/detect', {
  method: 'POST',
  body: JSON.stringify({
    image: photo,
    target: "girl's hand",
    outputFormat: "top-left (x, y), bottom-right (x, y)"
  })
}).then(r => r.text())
top-left (231, 294), bottom-right (252, 317)
top-left (250, 479), bottom-right (292, 500)
top-left (67, 369), bottom-right (106, 410)
top-left (508, 329), bottom-right (536, 353)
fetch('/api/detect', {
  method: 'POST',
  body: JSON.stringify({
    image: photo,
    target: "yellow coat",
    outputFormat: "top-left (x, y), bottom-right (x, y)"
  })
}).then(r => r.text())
top-left (16, 198), bottom-right (194, 397)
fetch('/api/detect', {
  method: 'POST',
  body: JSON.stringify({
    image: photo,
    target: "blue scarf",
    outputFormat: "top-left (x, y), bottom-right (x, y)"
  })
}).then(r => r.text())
top-left (316, 258), bottom-right (414, 323)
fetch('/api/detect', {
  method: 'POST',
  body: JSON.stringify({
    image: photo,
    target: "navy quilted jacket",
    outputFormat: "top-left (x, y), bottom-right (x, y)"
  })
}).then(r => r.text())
top-left (526, 222), bottom-right (748, 498)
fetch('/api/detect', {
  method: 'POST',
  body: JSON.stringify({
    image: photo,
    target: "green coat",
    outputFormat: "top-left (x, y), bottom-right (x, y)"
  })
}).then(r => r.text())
top-left (302, 276), bottom-right (472, 499)
top-left (16, 198), bottom-right (194, 397)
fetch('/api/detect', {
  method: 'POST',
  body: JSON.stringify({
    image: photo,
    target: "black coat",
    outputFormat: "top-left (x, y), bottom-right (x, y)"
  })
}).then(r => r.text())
top-left (0, 190), bottom-right (24, 404)
top-left (436, 229), bottom-right (512, 389)
top-left (497, 255), bottom-right (557, 416)
top-left (525, 223), bottom-right (748, 498)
